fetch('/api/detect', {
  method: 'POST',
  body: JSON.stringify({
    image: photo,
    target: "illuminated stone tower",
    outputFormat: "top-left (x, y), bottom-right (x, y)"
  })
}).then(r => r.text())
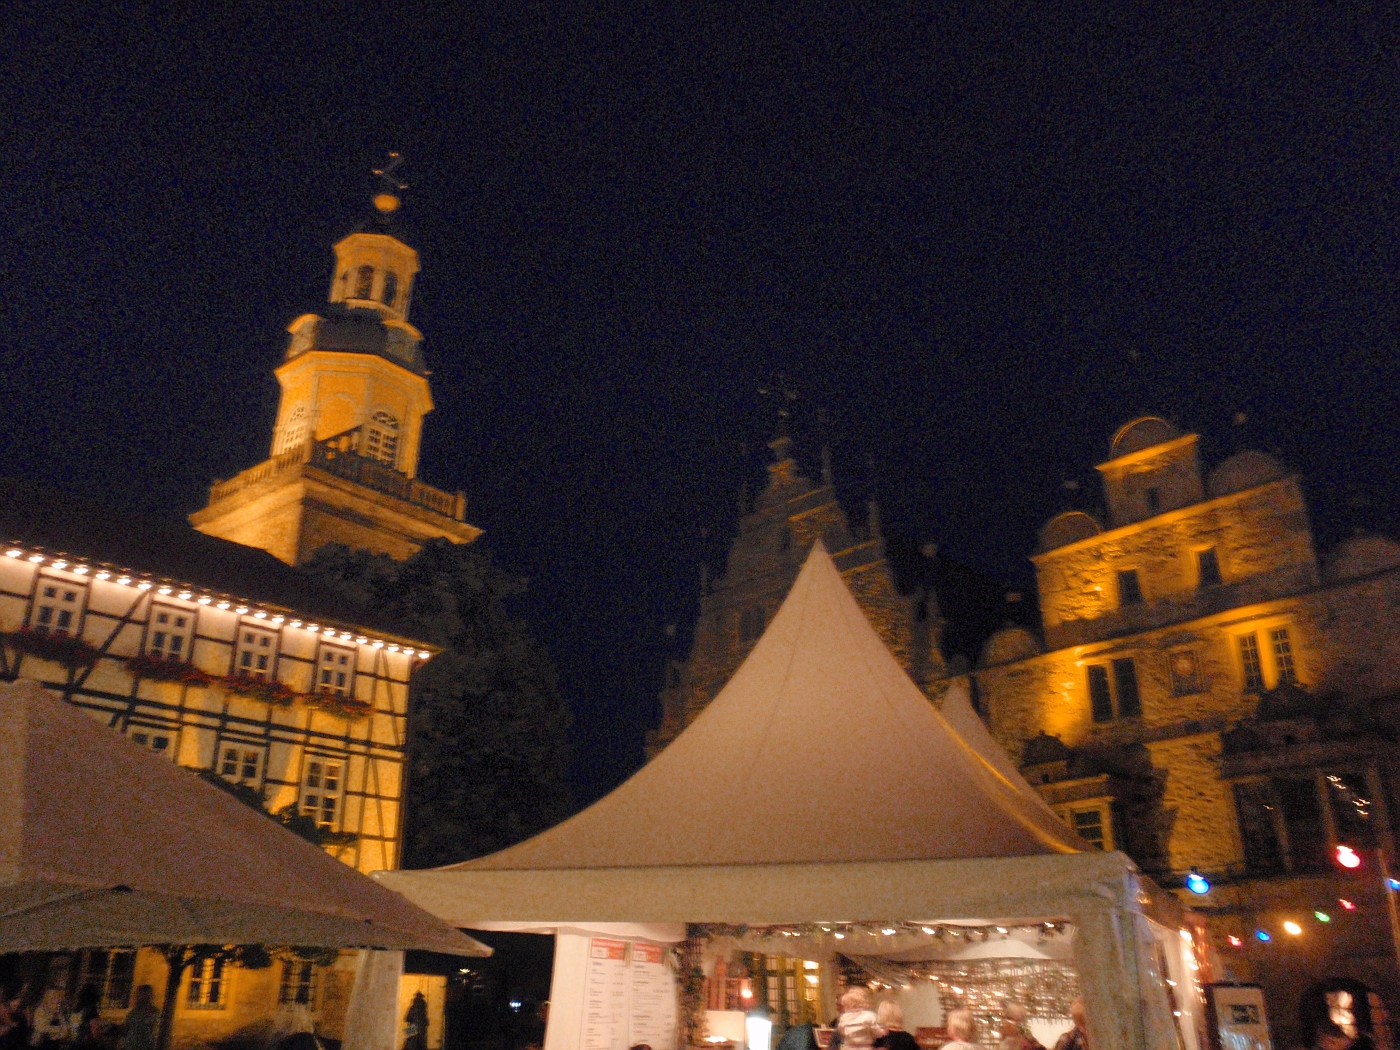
top-left (191, 187), bottom-right (481, 564)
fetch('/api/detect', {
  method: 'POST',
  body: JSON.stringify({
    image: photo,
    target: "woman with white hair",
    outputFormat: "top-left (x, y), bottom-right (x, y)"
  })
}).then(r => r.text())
top-left (874, 1002), bottom-right (919, 1050)
top-left (942, 1009), bottom-right (978, 1050)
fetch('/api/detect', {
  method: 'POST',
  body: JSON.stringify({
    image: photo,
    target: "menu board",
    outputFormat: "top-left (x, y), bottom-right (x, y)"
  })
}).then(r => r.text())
top-left (577, 938), bottom-right (679, 1050)
top-left (628, 942), bottom-right (678, 1050)
top-left (583, 939), bottom-right (630, 1050)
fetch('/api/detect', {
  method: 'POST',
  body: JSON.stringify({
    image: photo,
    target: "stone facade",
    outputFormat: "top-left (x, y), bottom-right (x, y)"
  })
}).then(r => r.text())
top-left (975, 416), bottom-right (1400, 1045)
top-left (647, 431), bottom-right (944, 758)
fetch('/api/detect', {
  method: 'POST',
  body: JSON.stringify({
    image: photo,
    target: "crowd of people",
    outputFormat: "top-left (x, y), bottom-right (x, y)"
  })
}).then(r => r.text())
top-left (0, 984), bottom-right (158, 1050)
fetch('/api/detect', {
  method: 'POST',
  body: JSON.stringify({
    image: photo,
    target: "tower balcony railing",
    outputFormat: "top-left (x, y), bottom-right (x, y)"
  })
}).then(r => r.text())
top-left (208, 433), bottom-right (467, 522)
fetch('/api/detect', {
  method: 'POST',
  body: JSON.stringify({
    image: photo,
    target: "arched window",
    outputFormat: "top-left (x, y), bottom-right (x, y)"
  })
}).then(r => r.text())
top-left (354, 265), bottom-right (374, 299)
top-left (381, 271), bottom-right (398, 307)
top-left (275, 406), bottom-right (309, 454)
top-left (364, 411), bottom-right (399, 467)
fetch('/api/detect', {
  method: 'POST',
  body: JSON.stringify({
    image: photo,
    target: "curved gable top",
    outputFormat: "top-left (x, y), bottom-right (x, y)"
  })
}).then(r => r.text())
top-left (1109, 416), bottom-right (1181, 459)
top-left (441, 543), bottom-right (1081, 872)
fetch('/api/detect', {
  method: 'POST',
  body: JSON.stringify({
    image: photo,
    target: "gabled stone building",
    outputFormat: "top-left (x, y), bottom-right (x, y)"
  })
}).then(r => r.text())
top-left (647, 428), bottom-right (945, 758)
top-left (974, 416), bottom-right (1400, 1043)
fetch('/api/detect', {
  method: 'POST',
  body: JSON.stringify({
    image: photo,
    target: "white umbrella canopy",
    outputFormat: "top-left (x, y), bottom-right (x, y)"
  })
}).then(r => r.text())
top-left (0, 678), bottom-right (488, 956)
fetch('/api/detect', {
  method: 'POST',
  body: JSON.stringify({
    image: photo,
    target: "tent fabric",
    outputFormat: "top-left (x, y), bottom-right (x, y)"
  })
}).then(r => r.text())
top-left (0, 678), bottom-right (488, 956)
top-left (432, 542), bottom-right (1079, 872)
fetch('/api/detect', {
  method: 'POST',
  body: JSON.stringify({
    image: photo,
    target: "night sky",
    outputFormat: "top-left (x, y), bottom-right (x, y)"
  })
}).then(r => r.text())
top-left (6, 5), bottom-right (1399, 801)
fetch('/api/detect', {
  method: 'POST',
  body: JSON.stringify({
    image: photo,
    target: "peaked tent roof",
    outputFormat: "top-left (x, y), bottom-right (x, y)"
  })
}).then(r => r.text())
top-left (442, 542), bottom-right (1079, 873)
top-left (0, 679), bottom-right (488, 956)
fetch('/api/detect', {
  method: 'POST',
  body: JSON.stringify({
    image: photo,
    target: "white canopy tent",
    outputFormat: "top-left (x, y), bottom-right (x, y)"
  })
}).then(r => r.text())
top-left (380, 543), bottom-right (1196, 1050)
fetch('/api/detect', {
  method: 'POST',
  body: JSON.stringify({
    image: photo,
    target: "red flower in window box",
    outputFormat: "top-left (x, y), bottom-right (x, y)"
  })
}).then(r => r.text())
top-left (220, 673), bottom-right (299, 706)
top-left (3, 627), bottom-right (102, 669)
top-left (307, 691), bottom-right (373, 720)
top-left (126, 653), bottom-right (215, 686)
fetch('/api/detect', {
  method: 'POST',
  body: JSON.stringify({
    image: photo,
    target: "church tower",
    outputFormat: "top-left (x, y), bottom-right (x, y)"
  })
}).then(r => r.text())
top-left (191, 184), bottom-right (481, 565)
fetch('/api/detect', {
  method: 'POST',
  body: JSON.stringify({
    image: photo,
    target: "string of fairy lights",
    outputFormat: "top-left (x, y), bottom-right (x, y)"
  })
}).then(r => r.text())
top-left (696, 921), bottom-right (1073, 944)
top-left (2, 544), bottom-right (433, 657)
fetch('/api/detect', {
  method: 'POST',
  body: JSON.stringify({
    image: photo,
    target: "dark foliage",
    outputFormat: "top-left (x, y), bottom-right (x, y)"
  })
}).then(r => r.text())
top-left (300, 540), bottom-right (573, 866)
top-left (195, 769), bottom-right (357, 849)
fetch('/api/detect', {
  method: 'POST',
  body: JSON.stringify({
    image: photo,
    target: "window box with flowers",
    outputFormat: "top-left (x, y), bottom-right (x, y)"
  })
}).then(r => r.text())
top-left (220, 673), bottom-right (299, 707)
top-left (306, 692), bottom-right (373, 720)
top-left (4, 627), bottom-right (101, 669)
top-left (126, 653), bottom-right (215, 686)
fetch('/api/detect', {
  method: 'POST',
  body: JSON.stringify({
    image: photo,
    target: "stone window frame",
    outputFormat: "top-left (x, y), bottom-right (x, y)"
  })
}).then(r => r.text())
top-left (1086, 656), bottom-right (1143, 722)
top-left (1228, 616), bottom-right (1304, 693)
top-left (185, 957), bottom-right (228, 1010)
top-left (1117, 567), bottom-right (1145, 608)
top-left (1054, 799), bottom-right (1116, 851)
top-left (1194, 546), bottom-right (1224, 589)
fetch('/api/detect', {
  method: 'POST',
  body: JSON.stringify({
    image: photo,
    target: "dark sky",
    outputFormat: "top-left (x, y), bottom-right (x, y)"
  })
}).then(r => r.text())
top-left (5, 5), bottom-right (1399, 800)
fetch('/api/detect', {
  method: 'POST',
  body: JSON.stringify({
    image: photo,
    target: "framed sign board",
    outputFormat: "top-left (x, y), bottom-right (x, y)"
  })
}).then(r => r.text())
top-left (1204, 984), bottom-right (1272, 1050)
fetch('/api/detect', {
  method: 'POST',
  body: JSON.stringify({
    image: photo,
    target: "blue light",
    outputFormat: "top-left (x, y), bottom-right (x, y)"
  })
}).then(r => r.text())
top-left (1255, 930), bottom-right (1271, 943)
top-left (1388, 879), bottom-right (1400, 891)
top-left (1186, 870), bottom-right (1211, 895)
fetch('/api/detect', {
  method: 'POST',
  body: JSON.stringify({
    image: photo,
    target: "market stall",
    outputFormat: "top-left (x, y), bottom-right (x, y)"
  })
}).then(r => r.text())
top-left (379, 543), bottom-right (1204, 1050)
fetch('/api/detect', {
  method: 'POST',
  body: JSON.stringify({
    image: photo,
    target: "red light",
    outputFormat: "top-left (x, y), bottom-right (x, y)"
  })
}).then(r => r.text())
top-left (1340, 899), bottom-right (1357, 910)
top-left (1336, 845), bottom-right (1362, 869)
top-left (1227, 935), bottom-right (1243, 947)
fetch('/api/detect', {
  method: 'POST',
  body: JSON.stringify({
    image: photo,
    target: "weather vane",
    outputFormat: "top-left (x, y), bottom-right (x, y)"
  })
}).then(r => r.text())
top-left (372, 152), bottom-right (407, 216)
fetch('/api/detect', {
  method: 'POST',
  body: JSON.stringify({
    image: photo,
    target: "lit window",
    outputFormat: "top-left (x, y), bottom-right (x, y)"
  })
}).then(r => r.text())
top-left (147, 606), bottom-right (194, 661)
top-left (364, 411), bottom-right (399, 467)
top-left (1197, 548), bottom-right (1222, 588)
top-left (354, 265), bottom-right (374, 299)
top-left (317, 644), bottom-right (355, 697)
top-left (1239, 634), bottom-right (1265, 692)
top-left (278, 961), bottom-right (317, 1007)
top-left (1087, 658), bottom-right (1141, 721)
top-left (219, 746), bottom-right (262, 786)
top-left (235, 628), bottom-right (278, 680)
top-left (1271, 628), bottom-right (1298, 684)
top-left (32, 579), bottom-right (85, 635)
top-left (187, 957), bottom-right (226, 1008)
top-left (381, 270), bottom-right (398, 307)
top-left (301, 760), bottom-right (342, 828)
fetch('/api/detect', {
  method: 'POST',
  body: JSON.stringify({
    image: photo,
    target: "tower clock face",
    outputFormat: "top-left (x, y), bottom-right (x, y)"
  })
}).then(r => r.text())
top-left (1172, 653), bottom-right (1196, 677)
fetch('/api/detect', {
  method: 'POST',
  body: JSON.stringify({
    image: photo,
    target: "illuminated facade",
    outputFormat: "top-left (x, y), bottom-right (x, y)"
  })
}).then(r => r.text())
top-left (974, 417), bottom-right (1400, 1039)
top-left (0, 480), bottom-right (434, 1046)
top-left (0, 196), bottom-right (471, 1048)
top-left (191, 200), bottom-right (480, 565)
top-left (647, 429), bottom-right (945, 757)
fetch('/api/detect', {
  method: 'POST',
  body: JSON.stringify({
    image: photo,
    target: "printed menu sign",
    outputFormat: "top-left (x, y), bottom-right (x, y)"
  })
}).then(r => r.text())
top-left (628, 942), bottom-right (678, 1050)
top-left (579, 939), bottom-right (678, 1050)
top-left (583, 939), bottom-right (629, 1050)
